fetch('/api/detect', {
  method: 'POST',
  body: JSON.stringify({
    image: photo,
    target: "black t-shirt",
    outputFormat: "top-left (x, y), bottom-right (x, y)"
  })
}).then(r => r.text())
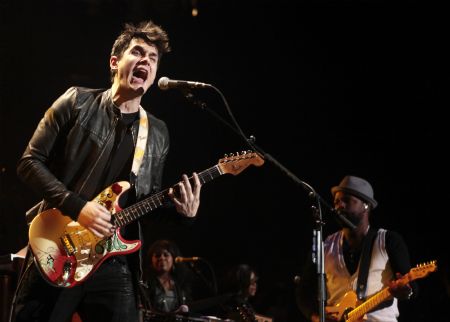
top-left (102, 111), bottom-right (139, 245)
top-left (102, 111), bottom-right (139, 189)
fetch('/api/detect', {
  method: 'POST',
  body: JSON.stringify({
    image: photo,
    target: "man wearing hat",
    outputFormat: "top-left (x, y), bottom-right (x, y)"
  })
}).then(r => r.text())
top-left (296, 175), bottom-right (417, 322)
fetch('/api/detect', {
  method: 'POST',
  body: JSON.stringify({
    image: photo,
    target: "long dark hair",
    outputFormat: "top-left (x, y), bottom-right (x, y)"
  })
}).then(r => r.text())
top-left (224, 264), bottom-right (257, 297)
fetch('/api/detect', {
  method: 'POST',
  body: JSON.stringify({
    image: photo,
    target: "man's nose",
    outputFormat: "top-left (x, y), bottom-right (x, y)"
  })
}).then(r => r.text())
top-left (334, 200), bottom-right (346, 208)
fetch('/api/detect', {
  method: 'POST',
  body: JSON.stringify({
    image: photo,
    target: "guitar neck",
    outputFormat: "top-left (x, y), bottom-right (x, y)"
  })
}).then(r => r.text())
top-left (114, 165), bottom-right (222, 227)
top-left (347, 287), bottom-right (391, 322)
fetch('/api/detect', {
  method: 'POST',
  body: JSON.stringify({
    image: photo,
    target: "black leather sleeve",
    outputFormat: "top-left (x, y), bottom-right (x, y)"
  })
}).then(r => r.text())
top-left (17, 87), bottom-right (87, 220)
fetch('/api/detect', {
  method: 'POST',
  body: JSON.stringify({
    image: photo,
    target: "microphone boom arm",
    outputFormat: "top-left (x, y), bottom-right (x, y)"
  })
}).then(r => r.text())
top-left (186, 82), bottom-right (334, 322)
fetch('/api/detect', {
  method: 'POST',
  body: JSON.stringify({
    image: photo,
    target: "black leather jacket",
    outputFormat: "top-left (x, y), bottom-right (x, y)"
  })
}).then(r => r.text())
top-left (17, 86), bottom-right (169, 221)
top-left (17, 87), bottom-right (170, 287)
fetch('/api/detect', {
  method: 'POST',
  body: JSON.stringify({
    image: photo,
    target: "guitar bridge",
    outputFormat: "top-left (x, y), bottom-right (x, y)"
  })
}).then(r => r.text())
top-left (60, 234), bottom-right (77, 256)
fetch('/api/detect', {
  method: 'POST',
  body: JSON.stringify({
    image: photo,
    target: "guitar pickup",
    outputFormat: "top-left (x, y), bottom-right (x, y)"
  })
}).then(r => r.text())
top-left (60, 234), bottom-right (77, 256)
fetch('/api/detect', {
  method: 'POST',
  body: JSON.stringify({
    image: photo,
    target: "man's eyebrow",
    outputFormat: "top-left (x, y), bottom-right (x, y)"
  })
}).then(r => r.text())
top-left (131, 44), bottom-right (145, 52)
top-left (132, 44), bottom-right (158, 56)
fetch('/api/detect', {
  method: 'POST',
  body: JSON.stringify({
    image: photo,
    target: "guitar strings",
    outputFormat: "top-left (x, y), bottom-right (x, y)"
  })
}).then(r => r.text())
top-left (113, 165), bottom-right (221, 227)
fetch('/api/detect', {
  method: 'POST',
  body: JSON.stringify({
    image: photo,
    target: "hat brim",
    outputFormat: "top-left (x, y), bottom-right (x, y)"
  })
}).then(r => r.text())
top-left (331, 186), bottom-right (378, 209)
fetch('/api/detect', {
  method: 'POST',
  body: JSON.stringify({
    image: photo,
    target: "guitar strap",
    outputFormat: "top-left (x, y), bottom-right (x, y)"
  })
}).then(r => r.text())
top-left (131, 106), bottom-right (149, 179)
top-left (356, 227), bottom-right (378, 300)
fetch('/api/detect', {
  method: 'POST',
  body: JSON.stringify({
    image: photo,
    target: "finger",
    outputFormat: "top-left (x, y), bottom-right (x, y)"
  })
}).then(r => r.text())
top-left (182, 174), bottom-right (191, 188)
top-left (88, 226), bottom-right (105, 238)
top-left (94, 222), bottom-right (114, 237)
top-left (97, 215), bottom-right (112, 226)
top-left (192, 172), bottom-right (202, 196)
top-left (93, 202), bottom-right (110, 212)
top-left (96, 207), bottom-right (112, 221)
top-left (183, 174), bottom-right (196, 196)
top-left (178, 181), bottom-right (188, 202)
top-left (168, 187), bottom-right (182, 206)
top-left (91, 218), bottom-right (114, 237)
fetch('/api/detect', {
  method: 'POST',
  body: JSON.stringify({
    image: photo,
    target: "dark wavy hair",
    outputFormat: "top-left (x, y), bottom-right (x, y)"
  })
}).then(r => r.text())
top-left (110, 20), bottom-right (171, 82)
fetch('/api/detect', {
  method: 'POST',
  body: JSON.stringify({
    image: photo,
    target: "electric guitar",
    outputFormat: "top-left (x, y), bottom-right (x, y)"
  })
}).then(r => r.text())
top-left (29, 151), bottom-right (264, 288)
top-left (235, 302), bottom-right (257, 322)
top-left (327, 261), bottom-right (437, 322)
top-left (234, 303), bottom-right (273, 322)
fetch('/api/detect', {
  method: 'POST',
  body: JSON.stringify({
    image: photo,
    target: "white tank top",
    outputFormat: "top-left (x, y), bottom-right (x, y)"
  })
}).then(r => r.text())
top-left (324, 229), bottom-right (399, 322)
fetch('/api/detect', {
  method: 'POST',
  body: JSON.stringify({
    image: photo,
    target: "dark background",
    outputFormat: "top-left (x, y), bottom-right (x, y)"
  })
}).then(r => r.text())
top-left (0, 0), bottom-right (448, 321)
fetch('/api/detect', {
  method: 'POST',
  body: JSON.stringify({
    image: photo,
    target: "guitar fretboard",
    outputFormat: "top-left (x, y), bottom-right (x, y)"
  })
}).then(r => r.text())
top-left (347, 287), bottom-right (391, 322)
top-left (113, 165), bottom-right (222, 227)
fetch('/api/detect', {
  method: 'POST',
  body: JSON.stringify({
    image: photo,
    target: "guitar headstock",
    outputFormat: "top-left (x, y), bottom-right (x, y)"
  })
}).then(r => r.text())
top-left (218, 150), bottom-right (264, 176)
top-left (409, 260), bottom-right (438, 280)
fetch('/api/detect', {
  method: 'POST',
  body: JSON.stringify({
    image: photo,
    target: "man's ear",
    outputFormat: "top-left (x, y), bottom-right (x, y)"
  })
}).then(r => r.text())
top-left (110, 56), bottom-right (118, 70)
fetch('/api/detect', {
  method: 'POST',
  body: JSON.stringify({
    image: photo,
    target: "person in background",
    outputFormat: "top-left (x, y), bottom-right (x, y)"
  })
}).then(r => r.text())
top-left (12, 20), bottom-right (202, 322)
top-left (142, 239), bottom-right (194, 314)
top-left (296, 175), bottom-right (417, 322)
top-left (220, 264), bottom-right (259, 321)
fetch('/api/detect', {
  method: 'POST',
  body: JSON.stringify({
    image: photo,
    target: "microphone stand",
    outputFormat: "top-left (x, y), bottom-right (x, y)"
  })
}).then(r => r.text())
top-left (177, 85), bottom-right (357, 322)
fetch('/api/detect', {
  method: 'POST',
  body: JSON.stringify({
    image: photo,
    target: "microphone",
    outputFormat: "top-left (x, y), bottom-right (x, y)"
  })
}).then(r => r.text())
top-left (158, 77), bottom-right (211, 90)
top-left (335, 208), bottom-right (349, 217)
top-left (332, 208), bottom-right (357, 230)
top-left (174, 256), bottom-right (200, 263)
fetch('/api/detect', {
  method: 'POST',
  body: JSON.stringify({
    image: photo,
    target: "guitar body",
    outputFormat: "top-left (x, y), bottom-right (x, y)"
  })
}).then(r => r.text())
top-left (326, 291), bottom-right (360, 322)
top-left (29, 181), bottom-right (141, 288)
top-left (327, 261), bottom-right (437, 322)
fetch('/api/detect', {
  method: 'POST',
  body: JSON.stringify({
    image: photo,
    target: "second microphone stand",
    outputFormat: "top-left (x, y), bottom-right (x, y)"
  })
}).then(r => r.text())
top-left (178, 86), bottom-right (356, 322)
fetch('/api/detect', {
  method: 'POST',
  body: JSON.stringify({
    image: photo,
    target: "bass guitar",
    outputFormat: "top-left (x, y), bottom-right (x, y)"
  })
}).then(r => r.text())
top-left (29, 151), bottom-right (264, 287)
